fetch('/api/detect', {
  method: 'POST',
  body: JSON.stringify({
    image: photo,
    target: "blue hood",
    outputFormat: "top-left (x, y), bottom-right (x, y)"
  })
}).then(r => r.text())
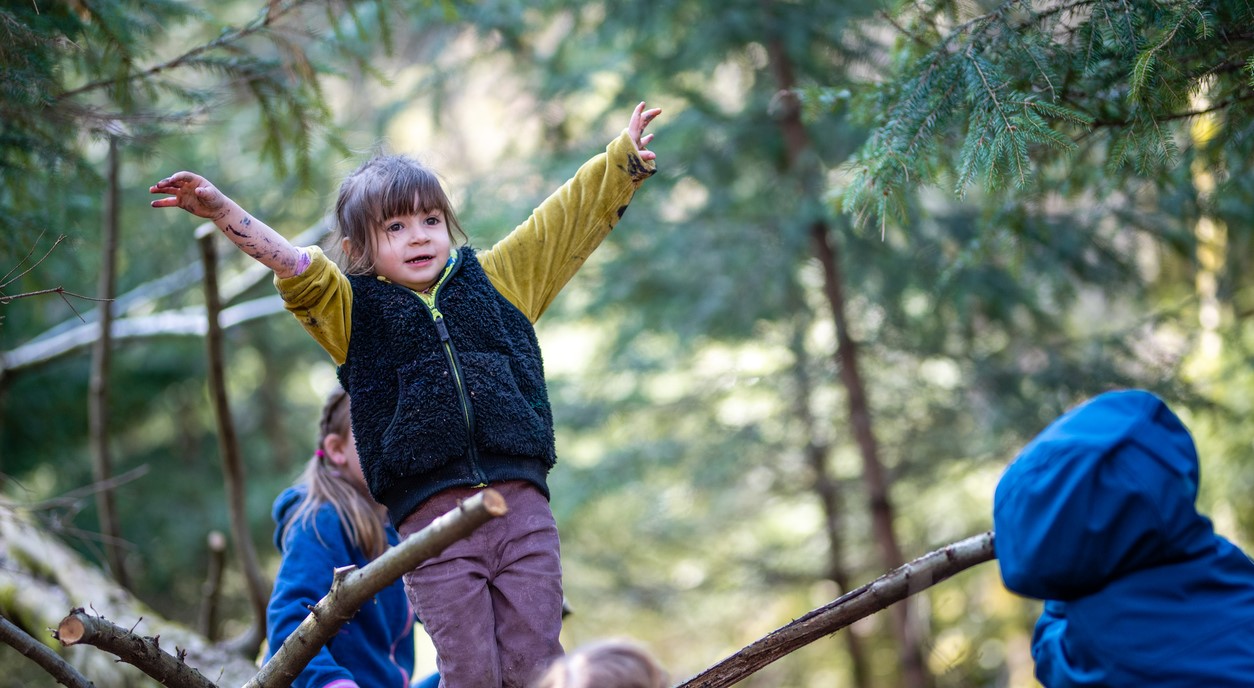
top-left (993, 389), bottom-right (1254, 686)
top-left (271, 484), bottom-right (306, 551)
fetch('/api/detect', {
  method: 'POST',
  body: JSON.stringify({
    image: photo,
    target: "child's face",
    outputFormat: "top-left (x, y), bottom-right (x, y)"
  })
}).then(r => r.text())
top-left (366, 207), bottom-right (452, 292)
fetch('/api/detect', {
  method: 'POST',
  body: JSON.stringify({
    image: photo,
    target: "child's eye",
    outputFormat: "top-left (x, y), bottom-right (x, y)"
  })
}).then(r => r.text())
top-left (424, 216), bottom-right (441, 226)
top-left (385, 221), bottom-right (404, 232)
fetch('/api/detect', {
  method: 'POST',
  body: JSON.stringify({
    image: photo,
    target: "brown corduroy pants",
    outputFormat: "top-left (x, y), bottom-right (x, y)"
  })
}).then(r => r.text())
top-left (398, 480), bottom-right (565, 688)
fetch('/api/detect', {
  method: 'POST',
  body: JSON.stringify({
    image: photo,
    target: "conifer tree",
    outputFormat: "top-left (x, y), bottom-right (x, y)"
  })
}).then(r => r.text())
top-left (839, 0), bottom-right (1254, 231)
top-left (0, 0), bottom-right (403, 258)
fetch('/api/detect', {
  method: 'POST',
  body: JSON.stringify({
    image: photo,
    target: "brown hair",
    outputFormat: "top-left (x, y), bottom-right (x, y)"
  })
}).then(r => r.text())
top-left (282, 384), bottom-right (388, 560)
top-left (532, 640), bottom-right (669, 688)
top-left (330, 153), bottom-right (468, 275)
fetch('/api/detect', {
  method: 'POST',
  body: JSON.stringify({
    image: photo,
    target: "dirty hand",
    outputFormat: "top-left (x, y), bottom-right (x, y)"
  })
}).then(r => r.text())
top-left (149, 172), bottom-right (229, 220)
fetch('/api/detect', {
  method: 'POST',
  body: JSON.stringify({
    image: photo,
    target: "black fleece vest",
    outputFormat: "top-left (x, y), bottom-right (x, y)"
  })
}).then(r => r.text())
top-left (337, 248), bottom-right (556, 526)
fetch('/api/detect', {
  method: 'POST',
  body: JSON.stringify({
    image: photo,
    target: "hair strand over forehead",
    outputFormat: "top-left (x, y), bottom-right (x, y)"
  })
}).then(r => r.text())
top-left (331, 153), bottom-right (466, 275)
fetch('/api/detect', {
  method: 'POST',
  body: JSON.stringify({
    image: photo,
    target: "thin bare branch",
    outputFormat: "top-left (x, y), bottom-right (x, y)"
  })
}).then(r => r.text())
top-left (0, 287), bottom-right (111, 306)
top-left (43, 491), bottom-right (504, 687)
top-left (28, 465), bottom-right (152, 513)
top-left (677, 532), bottom-right (996, 688)
top-left (1, 229), bottom-right (51, 286)
top-left (0, 234), bottom-right (67, 291)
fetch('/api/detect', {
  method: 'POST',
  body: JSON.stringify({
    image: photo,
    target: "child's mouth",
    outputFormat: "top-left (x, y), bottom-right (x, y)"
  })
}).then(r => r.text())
top-left (407, 255), bottom-right (433, 265)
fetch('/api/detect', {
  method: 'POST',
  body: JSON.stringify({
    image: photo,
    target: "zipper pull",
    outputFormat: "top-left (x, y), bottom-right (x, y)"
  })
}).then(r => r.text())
top-left (434, 314), bottom-right (451, 342)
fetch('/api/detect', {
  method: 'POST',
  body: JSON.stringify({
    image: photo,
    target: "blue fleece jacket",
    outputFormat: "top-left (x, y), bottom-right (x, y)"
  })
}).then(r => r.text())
top-left (265, 486), bottom-right (416, 688)
top-left (994, 389), bottom-right (1254, 687)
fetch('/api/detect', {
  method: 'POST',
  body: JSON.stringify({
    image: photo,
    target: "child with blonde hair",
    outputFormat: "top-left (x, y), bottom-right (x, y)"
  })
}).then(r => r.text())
top-left (532, 640), bottom-right (668, 688)
top-left (152, 102), bottom-right (660, 687)
top-left (265, 384), bottom-right (434, 688)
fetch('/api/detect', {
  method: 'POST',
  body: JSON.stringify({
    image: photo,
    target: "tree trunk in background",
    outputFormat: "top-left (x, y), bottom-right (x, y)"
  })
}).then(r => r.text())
top-left (257, 337), bottom-right (293, 472)
top-left (764, 17), bottom-right (933, 688)
top-left (788, 323), bottom-right (872, 688)
top-left (197, 227), bottom-right (270, 657)
top-left (89, 136), bottom-right (130, 589)
top-left (198, 530), bottom-right (228, 642)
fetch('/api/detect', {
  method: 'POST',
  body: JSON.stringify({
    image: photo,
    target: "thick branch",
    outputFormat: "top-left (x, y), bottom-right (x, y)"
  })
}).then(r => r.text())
top-left (0, 615), bottom-right (92, 688)
top-left (247, 488), bottom-right (508, 687)
top-left (676, 532), bottom-right (996, 688)
top-left (55, 610), bottom-right (215, 688)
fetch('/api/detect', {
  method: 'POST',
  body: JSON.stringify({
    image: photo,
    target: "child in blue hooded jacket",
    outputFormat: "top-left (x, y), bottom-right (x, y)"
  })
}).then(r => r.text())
top-left (993, 389), bottom-right (1254, 687)
top-left (265, 384), bottom-right (437, 688)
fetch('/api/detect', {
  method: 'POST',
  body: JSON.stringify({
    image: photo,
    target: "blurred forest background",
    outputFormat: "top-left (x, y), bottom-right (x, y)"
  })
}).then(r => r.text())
top-left (3, 0), bottom-right (1253, 686)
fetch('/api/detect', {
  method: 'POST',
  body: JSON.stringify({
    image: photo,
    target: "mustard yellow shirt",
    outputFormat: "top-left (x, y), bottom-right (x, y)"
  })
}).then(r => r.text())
top-left (275, 131), bottom-right (656, 365)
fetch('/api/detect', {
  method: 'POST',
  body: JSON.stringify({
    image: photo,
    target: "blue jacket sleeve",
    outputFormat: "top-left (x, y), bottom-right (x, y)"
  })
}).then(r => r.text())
top-left (266, 506), bottom-right (359, 688)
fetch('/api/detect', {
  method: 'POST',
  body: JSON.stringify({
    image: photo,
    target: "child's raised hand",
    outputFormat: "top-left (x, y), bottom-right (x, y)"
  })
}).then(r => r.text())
top-left (149, 172), bottom-right (229, 219)
top-left (627, 101), bottom-right (661, 162)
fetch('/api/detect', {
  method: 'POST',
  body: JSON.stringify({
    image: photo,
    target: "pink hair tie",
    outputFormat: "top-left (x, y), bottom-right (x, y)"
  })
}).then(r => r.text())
top-left (315, 449), bottom-right (326, 458)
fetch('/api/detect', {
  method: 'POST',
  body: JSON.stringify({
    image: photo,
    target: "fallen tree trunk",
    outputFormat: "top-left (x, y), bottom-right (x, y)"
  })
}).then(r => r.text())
top-left (676, 531), bottom-right (996, 688)
top-left (0, 499), bottom-right (259, 687)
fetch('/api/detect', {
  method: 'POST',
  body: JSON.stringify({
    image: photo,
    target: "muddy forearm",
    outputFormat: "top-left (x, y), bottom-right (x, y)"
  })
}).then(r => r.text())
top-left (209, 198), bottom-right (307, 278)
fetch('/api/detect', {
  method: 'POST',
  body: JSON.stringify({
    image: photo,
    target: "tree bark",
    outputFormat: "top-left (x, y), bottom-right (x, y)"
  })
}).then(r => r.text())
top-left (197, 226), bottom-right (270, 657)
top-left (676, 532), bottom-right (995, 688)
top-left (761, 11), bottom-right (930, 687)
top-left (56, 610), bottom-right (217, 688)
top-left (89, 135), bottom-right (129, 590)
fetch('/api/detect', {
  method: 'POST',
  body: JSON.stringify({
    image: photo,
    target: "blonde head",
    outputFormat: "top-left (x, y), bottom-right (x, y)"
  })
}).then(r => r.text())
top-left (533, 640), bottom-right (668, 688)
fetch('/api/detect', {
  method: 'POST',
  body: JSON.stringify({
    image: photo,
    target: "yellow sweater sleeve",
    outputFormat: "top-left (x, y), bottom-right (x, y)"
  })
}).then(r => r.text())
top-left (273, 246), bottom-right (353, 365)
top-left (271, 132), bottom-right (653, 361)
top-left (479, 131), bottom-right (656, 322)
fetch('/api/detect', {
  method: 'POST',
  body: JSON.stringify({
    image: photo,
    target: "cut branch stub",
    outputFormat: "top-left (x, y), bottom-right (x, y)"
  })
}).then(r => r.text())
top-left (56, 609), bottom-right (217, 688)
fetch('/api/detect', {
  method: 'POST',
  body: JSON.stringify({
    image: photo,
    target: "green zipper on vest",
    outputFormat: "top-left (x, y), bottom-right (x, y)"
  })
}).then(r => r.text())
top-left (418, 262), bottom-right (487, 485)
